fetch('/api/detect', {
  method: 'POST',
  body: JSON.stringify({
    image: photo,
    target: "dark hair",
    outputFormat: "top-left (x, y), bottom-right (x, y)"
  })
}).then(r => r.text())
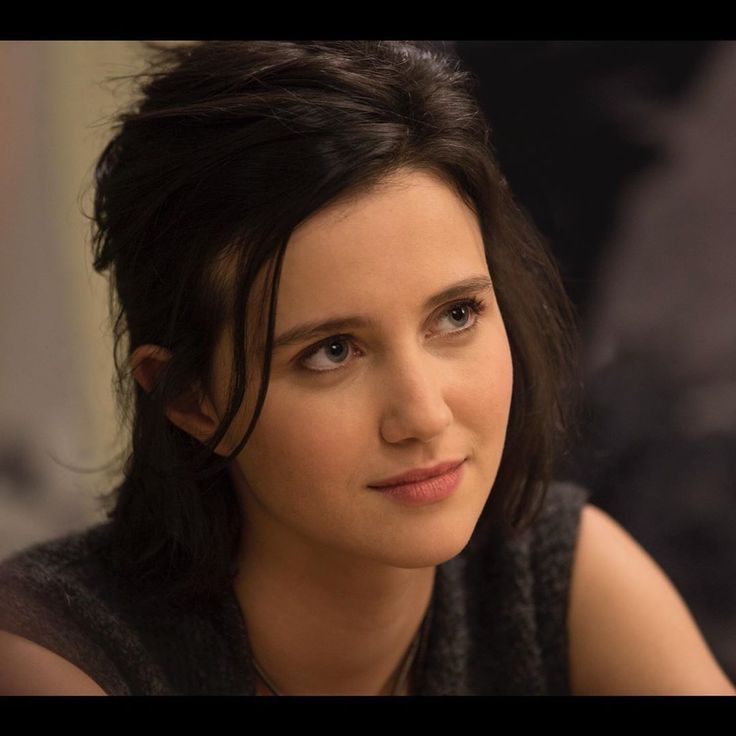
top-left (87, 40), bottom-right (583, 609)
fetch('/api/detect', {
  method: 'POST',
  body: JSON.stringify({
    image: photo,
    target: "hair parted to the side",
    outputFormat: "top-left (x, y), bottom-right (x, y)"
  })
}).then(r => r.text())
top-left (86, 40), bottom-right (583, 609)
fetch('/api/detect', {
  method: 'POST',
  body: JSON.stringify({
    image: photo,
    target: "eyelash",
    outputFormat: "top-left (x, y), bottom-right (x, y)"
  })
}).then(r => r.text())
top-left (297, 297), bottom-right (488, 374)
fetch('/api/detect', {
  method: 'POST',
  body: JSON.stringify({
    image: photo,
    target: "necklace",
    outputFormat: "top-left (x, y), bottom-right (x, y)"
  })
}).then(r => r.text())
top-left (251, 600), bottom-right (434, 696)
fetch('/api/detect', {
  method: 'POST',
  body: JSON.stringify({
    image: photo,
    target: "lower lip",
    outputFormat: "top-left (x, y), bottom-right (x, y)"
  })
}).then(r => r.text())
top-left (369, 461), bottom-right (465, 506)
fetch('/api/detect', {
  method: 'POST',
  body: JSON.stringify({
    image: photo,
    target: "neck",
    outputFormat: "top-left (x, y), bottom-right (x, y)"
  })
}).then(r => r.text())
top-left (233, 521), bottom-right (436, 696)
top-left (253, 637), bottom-right (420, 696)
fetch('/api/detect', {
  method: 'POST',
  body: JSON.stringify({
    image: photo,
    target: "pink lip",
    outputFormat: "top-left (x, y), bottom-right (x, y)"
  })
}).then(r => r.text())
top-left (368, 460), bottom-right (466, 506)
top-left (368, 459), bottom-right (466, 488)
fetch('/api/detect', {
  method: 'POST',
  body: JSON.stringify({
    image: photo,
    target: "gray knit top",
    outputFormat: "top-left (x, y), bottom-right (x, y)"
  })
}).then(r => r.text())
top-left (0, 481), bottom-right (590, 695)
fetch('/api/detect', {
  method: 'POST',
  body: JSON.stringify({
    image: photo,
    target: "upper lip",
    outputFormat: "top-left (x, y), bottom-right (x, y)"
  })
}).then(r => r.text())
top-left (368, 459), bottom-right (465, 488)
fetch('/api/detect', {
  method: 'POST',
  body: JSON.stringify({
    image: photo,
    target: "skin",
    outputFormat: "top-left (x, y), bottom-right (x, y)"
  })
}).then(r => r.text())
top-left (131, 168), bottom-right (514, 695)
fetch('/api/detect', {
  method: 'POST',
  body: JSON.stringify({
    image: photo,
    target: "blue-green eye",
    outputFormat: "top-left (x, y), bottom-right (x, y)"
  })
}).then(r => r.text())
top-left (298, 297), bottom-right (487, 374)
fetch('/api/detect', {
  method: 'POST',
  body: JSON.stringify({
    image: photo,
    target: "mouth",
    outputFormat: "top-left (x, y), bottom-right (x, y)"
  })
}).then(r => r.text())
top-left (367, 458), bottom-right (466, 488)
top-left (367, 460), bottom-right (467, 506)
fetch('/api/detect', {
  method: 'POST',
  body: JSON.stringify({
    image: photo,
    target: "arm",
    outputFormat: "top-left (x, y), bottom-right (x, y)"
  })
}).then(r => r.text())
top-left (567, 504), bottom-right (736, 695)
top-left (0, 629), bottom-right (108, 696)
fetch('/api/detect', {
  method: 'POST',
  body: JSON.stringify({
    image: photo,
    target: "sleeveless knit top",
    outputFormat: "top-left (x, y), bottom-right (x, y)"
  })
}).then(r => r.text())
top-left (0, 480), bottom-right (590, 695)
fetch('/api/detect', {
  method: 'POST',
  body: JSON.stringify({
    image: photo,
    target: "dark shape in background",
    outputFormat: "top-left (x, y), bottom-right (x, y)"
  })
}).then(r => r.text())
top-left (450, 40), bottom-right (736, 683)
top-left (455, 40), bottom-right (713, 313)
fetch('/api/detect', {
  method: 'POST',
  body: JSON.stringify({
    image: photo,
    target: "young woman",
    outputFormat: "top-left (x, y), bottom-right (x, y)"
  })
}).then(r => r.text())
top-left (0, 41), bottom-right (733, 696)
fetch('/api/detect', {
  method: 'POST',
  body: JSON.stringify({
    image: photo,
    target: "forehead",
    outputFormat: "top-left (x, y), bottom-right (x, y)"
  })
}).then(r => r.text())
top-left (276, 169), bottom-right (487, 309)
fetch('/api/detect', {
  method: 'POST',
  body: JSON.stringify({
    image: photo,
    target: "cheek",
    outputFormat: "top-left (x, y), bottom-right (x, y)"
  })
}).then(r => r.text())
top-left (238, 389), bottom-right (362, 492)
top-left (469, 308), bottom-right (513, 385)
top-left (457, 322), bottom-right (513, 492)
top-left (494, 329), bottom-right (514, 417)
top-left (465, 319), bottom-right (514, 434)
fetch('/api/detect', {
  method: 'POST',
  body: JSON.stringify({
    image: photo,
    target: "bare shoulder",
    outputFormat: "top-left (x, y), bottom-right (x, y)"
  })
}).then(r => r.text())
top-left (568, 503), bottom-right (736, 696)
top-left (0, 629), bottom-right (108, 696)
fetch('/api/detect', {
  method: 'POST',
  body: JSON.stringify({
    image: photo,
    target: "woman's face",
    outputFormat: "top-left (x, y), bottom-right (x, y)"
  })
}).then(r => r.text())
top-left (208, 168), bottom-right (514, 569)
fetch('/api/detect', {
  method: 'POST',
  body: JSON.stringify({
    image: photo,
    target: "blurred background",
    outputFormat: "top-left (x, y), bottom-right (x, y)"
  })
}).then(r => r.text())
top-left (0, 42), bottom-right (144, 552)
top-left (1, 40), bottom-right (734, 683)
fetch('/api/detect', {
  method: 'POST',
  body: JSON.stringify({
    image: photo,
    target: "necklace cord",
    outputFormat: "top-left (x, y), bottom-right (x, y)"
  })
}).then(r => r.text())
top-left (252, 601), bottom-right (434, 696)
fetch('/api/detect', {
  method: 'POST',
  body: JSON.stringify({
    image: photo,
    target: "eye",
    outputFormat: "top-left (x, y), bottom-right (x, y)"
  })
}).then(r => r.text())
top-left (297, 297), bottom-right (488, 374)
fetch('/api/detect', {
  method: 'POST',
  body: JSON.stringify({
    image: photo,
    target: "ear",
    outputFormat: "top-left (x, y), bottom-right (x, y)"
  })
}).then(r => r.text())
top-left (129, 344), bottom-right (231, 456)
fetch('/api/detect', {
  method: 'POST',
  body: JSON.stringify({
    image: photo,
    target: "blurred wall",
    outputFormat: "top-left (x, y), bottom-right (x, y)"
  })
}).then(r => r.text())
top-left (0, 41), bottom-right (149, 558)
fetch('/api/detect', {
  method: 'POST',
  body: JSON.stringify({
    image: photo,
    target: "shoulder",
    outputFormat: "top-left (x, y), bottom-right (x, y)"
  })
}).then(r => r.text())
top-left (0, 629), bottom-right (107, 695)
top-left (568, 503), bottom-right (736, 695)
top-left (0, 522), bottom-right (114, 585)
top-left (0, 522), bottom-right (114, 630)
top-left (0, 522), bottom-right (125, 696)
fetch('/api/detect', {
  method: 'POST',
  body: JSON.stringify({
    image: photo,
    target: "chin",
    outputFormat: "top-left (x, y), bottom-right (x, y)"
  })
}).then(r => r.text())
top-left (370, 522), bottom-right (478, 570)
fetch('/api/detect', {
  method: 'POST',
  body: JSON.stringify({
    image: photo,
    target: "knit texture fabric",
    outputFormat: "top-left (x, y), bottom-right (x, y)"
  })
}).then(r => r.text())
top-left (0, 480), bottom-right (590, 695)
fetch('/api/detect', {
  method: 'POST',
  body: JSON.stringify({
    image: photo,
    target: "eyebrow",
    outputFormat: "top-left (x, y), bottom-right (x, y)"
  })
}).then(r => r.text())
top-left (272, 274), bottom-right (494, 351)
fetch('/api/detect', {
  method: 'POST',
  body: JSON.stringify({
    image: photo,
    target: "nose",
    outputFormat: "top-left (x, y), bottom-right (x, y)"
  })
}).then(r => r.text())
top-left (378, 345), bottom-right (454, 444)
